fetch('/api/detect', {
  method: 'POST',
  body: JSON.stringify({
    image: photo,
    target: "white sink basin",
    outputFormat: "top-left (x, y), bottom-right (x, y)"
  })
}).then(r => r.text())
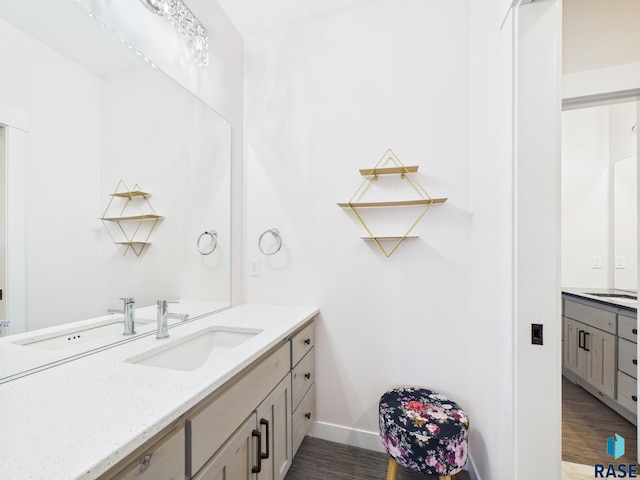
top-left (13, 318), bottom-right (156, 351)
top-left (126, 327), bottom-right (262, 371)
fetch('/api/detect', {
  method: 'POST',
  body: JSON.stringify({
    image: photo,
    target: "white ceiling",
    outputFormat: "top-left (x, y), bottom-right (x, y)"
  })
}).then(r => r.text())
top-left (216, 0), bottom-right (376, 36)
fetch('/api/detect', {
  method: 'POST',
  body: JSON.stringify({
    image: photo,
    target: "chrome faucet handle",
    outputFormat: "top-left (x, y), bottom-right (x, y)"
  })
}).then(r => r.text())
top-left (156, 300), bottom-right (170, 340)
top-left (121, 297), bottom-right (136, 336)
top-left (108, 297), bottom-right (136, 335)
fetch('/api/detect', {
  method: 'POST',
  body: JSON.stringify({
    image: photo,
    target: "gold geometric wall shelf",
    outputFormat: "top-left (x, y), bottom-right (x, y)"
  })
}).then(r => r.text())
top-left (337, 149), bottom-right (447, 257)
top-left (100, 180), bottom-right (164, 257)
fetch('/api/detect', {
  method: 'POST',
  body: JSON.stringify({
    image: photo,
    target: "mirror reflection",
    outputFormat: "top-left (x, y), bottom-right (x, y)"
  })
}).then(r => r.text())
top-left (561, 100), bottom-right (638, 291)
top-left (0, 0), bottom-right (231, 381)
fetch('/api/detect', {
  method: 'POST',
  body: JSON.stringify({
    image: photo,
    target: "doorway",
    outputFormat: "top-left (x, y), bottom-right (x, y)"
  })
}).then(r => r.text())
top-left (561, 97), bottom-right (639, 471)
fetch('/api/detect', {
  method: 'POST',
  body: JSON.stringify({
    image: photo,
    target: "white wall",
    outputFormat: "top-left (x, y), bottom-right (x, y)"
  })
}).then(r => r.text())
top-left (562, 106), bottom-right (611, 287)
top-left (0, 16), bottom-right (105, 329)
top-left (243, 0), bottom-right (473, 461)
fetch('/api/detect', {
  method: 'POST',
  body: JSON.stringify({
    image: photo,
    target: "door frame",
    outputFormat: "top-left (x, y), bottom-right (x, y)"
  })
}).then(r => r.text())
top-left (0, 101), bottom-right (27, 334)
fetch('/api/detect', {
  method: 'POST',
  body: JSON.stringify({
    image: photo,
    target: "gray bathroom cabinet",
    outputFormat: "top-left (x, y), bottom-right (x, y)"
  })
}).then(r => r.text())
top-left (562, 293), bottom-right (636, 424)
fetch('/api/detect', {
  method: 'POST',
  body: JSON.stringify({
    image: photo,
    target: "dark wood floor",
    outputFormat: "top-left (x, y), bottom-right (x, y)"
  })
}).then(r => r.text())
top-left (563, 377), bottom-right (637, 465)
top-left (285, 436), bottom-right (470, 480)
top-left (284, 381), bottom-right (636, 479)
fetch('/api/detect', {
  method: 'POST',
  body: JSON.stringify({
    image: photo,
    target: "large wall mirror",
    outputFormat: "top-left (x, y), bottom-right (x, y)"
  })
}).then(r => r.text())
top-left (0, 0), bottom-right (231, 381)
top-left (561, 99), bottom-right (638, 290)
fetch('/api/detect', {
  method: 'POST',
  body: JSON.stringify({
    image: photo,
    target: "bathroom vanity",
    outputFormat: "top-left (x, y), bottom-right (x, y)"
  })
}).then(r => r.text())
top-left (562, 289), bottom-right (637, 424)
top-left (0, 304), bottom-right (318, 479)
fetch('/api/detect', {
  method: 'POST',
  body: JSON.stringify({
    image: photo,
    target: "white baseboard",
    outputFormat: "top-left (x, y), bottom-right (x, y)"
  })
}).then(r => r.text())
top-left (467, 454), bottom-right (481, 480)
top-left (308, 421), bottom-right (386, 453)
top-left (307, 421), bottom-right (479, 479)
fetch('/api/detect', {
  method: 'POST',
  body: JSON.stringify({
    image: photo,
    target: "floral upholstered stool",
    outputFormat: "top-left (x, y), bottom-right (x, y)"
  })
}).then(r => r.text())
top-left (378, 387), bottom-right (469, 480)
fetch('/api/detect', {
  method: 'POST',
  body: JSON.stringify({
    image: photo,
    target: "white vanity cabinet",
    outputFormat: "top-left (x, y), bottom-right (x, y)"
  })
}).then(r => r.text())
top-left (193, 375), bottom-right (292, 480)
top-left (186, 343), bottom-right (290, 478)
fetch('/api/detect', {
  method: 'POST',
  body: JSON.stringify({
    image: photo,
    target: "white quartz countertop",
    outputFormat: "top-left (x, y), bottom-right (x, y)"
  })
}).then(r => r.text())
top-left (0, 304), bottom-right (319, 480)
top-left (562, 288), bottom-right (637, 312)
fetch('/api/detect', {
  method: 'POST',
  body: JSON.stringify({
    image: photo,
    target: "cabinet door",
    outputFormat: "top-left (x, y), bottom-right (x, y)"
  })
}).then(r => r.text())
top-left (564, 317), bottom-right (585, 377)
top-left (585, 326), bottom-right (616, 399)
top-left (193, 414), bottom-right (259, 480)
top-left (256, 375), bottom-right (292, 480)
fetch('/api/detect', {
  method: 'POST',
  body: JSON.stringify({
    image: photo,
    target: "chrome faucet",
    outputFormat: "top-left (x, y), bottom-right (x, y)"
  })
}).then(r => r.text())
top-left (107, 297), bottom-right (136, 335)
top-left (156, 300), bottom-right (189, 340)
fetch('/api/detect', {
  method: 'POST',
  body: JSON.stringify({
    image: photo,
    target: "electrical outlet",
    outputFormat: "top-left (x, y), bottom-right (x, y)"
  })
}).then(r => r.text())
top-left (616, 256), bottom-right (626, 269)
top-left (249, 258), bottom-right (260, 277)
top-left (592, 256), bottom-right (603, 269)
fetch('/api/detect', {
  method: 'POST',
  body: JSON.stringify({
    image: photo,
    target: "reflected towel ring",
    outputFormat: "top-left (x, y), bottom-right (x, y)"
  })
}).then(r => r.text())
top-left (258, 228), bottom-right (282, 255)
top-left (197, 230), bottom-right (218, 255)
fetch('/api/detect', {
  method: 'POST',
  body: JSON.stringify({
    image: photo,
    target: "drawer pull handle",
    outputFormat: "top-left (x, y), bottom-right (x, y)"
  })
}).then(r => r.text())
top-left (304, 412), bottom-right (312, 420)
top-left (252, 429), bottom-right (262, 473)
top-left (584, 332), bottom-right (590, 352)
top-left (259, 418), bottom-right (270, 460)
top-left (304, 372), bottom-right (312, 380)
top-left (578, 330), bottom-right (585, 349)
top-left (139, 454), bottom-right (153, 474)
top-left (633, 359), bottom-right (638, 365)
top-left (633, 395), bottom-right (638, 402)
top-left (304, 338), bottom-right (311, 345)
top-left (633, 329), bottom-right (638, 335)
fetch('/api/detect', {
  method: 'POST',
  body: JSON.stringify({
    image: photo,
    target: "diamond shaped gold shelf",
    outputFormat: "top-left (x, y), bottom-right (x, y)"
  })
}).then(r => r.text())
top-left (100, 180), bottom-right (164, 257)
top-left (338, 149), bottom-right (447, 257)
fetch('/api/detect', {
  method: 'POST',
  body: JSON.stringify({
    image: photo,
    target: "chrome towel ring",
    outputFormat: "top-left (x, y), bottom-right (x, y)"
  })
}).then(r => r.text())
top-left (259, 228), bottom-right (282, 255)
top-left (197, 230), bottom-right (218, 255)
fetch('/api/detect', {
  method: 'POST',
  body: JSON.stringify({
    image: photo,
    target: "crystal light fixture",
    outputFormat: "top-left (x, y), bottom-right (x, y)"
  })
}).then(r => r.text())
top-left (140, 0), bottom-right (208, 66)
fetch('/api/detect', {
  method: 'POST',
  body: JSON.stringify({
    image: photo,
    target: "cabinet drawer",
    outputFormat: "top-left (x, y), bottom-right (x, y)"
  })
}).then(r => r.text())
top-left (617, 371), bottom-right (638, 413)
top-left (292, 347), bottom-right (315, 409)
top-left (114, 427), bottom-right (185, 480)
top-left (291, 322), bottom-right (315, 368)
top-left (619, 337), bottom-right (638, 379)
top-left (292, 383), bottom-right (316, 456)
top-left (564, 300), bottom-right (616, 334)
top-left (619, 314), bottom-right (638, 343)
top-left (187, 343), bottom-right (289, 477)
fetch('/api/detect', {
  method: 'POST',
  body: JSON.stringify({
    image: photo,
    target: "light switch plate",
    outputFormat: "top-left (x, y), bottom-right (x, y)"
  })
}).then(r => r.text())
top-left (249, 258), bottom-right (260, 277)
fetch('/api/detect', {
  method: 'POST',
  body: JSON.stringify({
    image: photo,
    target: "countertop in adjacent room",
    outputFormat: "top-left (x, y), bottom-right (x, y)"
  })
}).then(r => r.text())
top-left (562, 287), bottom-right (637, 312)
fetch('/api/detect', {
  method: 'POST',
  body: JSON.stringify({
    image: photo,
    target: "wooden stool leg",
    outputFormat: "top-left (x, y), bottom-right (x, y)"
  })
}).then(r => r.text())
top-left (386, 457), bottom-right (398, 480)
